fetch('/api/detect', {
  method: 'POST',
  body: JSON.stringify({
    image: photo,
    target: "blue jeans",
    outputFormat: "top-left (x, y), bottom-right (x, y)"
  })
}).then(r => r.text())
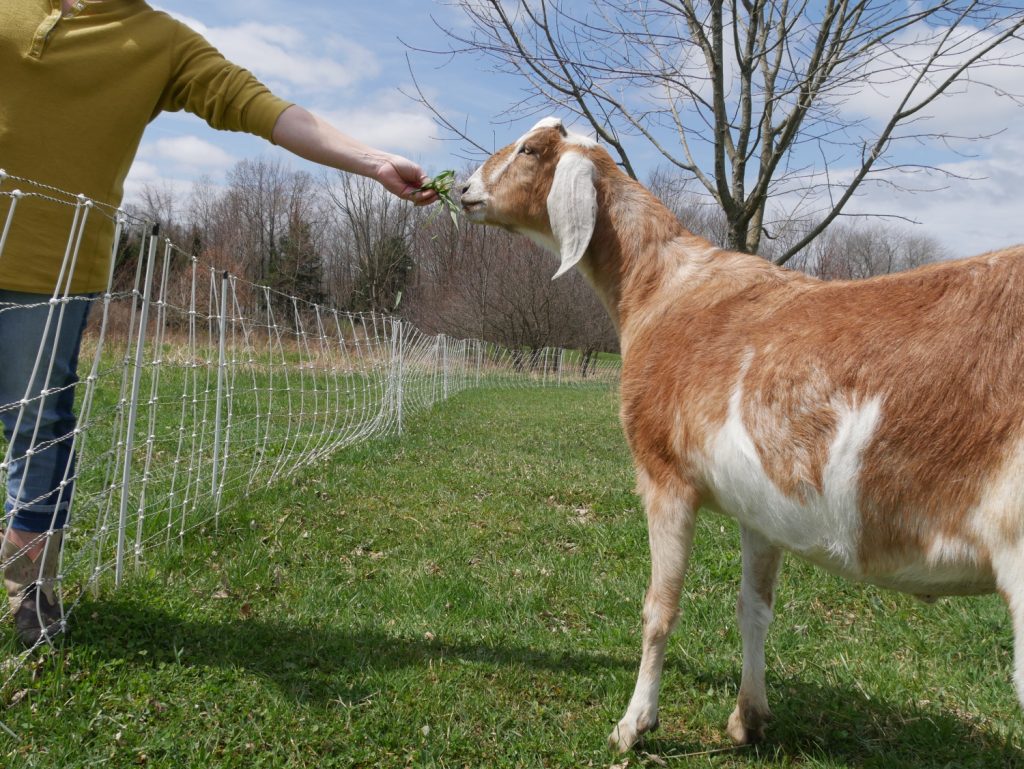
top-left (0, 290), bottom-right (93, 533)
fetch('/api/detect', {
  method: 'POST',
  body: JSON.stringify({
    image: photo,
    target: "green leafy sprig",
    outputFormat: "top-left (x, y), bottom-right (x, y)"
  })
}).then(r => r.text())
top-left (417, 170), bottom-right (460, 229)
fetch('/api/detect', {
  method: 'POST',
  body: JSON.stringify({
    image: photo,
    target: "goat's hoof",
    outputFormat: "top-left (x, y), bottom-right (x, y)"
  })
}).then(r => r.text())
top-left (608, 713), bottom-right (658, 753)
top-left (726, 704), bottom-right (769, 745)
top-left (608, 721), bottom-right (638, 754)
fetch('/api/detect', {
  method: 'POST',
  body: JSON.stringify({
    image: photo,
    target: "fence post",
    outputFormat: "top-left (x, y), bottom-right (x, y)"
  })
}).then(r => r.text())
top-left (432, 335), bottom-right (441, 404)
top-left (133, 238), bottom-right (173, 569)
top-left (211, 271), bottom-right (229, 528)
top-left (115, 224), bottom-right (158, 586)
top-left (394, 318), bottom-right (404, 435)
top-left (0, 187), bottom-right (22, 260)
top-left (442, 335), bottom-right (450, 399)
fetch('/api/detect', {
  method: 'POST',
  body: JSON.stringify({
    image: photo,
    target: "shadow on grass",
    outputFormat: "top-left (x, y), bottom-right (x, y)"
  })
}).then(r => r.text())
top-left (65, 597), bottom-right (1022, 768)
top-left (646, 674), bottom-right (1023, 769)
top-left (66, 595), bottom-right (632, 698)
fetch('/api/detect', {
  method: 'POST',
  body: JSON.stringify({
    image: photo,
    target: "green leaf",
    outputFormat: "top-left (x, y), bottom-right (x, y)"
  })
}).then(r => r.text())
top-left (417, 170), bottom-right (460, 229)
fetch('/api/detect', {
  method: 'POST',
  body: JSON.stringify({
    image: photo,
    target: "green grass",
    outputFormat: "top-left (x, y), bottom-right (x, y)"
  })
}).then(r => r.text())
top-left (2, 387), bottom-right (1022, 768)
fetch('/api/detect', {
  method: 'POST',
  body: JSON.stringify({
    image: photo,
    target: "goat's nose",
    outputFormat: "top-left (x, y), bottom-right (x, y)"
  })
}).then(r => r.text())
top-left (460, 183), bottom-right (470, 196)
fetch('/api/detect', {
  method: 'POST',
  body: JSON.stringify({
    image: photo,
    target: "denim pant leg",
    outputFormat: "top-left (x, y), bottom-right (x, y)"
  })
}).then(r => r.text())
top-left (0, 291), bottom-right (93, 533)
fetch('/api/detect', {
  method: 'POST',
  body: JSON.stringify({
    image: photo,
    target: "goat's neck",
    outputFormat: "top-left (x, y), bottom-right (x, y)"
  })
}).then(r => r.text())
top-left (578, 176), bottom-right (793, 349)
top-left (581, 181), bottom-right (702, 326)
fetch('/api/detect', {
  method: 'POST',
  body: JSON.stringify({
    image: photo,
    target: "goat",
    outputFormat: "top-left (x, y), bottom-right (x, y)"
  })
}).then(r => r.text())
top-left (460, 116), bottom-right (1024, 752)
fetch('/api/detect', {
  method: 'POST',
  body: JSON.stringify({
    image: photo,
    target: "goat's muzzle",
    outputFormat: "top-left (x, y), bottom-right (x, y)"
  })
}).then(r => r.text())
top-left (460, 197), bottom-right (486, 221)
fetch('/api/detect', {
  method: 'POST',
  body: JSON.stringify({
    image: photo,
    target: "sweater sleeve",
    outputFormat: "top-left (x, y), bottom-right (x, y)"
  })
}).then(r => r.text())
top-left (157, 20), bottom-right (293, 142)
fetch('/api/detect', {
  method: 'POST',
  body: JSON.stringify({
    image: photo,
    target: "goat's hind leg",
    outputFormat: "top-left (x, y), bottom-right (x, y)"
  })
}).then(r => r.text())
top-left (726, 526), bottom-right (782, 745)
top-left (609, 473), bottom-right (698, 753)
top-left (993, 543), bottom-right (1024, 709)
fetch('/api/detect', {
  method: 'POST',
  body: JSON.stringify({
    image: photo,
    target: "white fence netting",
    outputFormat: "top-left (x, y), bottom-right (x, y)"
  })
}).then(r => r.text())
top-left (0, 172), bottom-right (619, 710)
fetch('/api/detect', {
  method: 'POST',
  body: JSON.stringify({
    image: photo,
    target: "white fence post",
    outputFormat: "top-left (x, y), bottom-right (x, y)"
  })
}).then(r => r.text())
top-left (115, 224), bottom-right (159, 586)
top-left (211, 271), bottom-right (229, 528)
top-left (394, 318), bottom-right (404, 435)
top-left (442, 335), bottom-right (450, 400)
top-left (133, 238), bottom-right (173, 569)
top-left (0, 185), bottom-right (22, 259)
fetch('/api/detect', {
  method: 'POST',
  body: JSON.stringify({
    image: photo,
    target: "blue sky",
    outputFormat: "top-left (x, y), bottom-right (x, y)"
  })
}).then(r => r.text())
top-left (134, 1), bottom-right (1024, 258)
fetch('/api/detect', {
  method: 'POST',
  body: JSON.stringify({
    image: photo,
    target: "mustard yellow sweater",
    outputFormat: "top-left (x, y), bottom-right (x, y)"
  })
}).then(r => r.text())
top-left (0, 0), bottom-right (293, 293)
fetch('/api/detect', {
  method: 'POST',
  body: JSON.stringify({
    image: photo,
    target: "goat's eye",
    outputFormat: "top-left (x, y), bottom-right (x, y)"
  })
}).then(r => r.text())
top-left (519, 144), bottom-right (534, 156)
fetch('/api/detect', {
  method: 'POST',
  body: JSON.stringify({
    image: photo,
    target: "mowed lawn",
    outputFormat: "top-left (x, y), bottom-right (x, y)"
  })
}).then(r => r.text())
top-left (2, 386), bottom-right (1022, 768)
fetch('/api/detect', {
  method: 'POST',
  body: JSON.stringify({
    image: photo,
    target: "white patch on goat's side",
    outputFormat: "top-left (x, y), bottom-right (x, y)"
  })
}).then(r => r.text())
top-left (883, 434), bottom-right (1024, 596)
top-left (926, 533), bottom-right (981, 567)
top-left (703, 358), bottom-right (881, 579)
top-left (884, 435), bottom-right (1024, 596)
top-left (971, 434), bottom-right (1024, 549)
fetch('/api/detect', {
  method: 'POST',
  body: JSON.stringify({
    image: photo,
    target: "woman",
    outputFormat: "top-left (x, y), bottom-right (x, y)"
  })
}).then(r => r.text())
top-left (0, 0), bottom-right (438, 646)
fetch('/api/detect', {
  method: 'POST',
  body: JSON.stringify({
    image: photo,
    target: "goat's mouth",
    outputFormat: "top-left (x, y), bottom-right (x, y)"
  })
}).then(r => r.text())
top-left (460, 199), bottom-right (487, 220)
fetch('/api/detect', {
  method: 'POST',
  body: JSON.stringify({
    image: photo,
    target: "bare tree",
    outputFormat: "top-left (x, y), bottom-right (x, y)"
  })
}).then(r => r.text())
top-left (414, 0), bottom-right (1024, 262)
top-left (132, 181), bottom-right (189, 242)
top-left (407, 210), bottom-right (617, 352)
top-left (647, 167), bottom-right (730, 246)
top-left (323, 173), bottom-right (418, 313)
top-left (789, 219), bottom-right (949, 278)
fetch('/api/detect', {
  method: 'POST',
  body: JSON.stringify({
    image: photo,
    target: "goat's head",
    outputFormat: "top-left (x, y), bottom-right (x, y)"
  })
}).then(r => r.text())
top-left (461, 117), bottom-right (600, 279)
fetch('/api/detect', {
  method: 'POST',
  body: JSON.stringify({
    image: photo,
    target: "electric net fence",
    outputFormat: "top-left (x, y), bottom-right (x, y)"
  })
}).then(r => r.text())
top-left (0, 172), bottom-right (619, 715)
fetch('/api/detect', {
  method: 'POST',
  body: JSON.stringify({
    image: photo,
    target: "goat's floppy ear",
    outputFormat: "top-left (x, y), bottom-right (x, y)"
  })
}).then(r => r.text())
top-left (548, 152), bottom-right (597, 280)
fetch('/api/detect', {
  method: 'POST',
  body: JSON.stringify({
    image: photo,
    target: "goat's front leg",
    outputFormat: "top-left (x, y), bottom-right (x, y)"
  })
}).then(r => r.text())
top-left (726, 525), bottom-right (782, 745)
top-left (609, 473), bottom-right (698, 753)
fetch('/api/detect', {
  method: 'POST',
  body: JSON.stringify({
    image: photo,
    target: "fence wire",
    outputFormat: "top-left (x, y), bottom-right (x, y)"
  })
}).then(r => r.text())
top-left (0, 172), bottom-right (619, 714)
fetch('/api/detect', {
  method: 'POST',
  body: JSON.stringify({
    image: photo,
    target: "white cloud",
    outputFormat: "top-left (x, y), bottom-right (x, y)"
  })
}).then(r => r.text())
top-left (159, 11), bottom-right (379, 95)
top-left (845, 132), bottom-right (1024, 257)
top-left (317, 95), bottom-right (441, 158)
top-left (122, 160), bottom-right (195, 208)
top-left (124, 160), bottom-right (161, 186)
top-left (763, 130), bottom-right (1024, 259)
top-left (838, 21), bottom-right (1024, 139)
top-left (144, 136), bottom-right (237, 171)
top-left (123, 136), bottom-right (236, 207)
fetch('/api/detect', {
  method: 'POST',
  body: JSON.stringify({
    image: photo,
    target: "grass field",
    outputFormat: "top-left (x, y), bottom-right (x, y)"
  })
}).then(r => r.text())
top-left (1, 386), bottom-right (1022, 768)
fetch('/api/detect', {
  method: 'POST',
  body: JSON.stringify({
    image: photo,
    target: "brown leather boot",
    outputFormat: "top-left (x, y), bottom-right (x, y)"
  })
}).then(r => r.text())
top-left (2, 529), bottom-right (65, 647)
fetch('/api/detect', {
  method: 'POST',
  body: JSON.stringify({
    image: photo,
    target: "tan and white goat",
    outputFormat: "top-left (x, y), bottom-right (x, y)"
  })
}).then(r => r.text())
top-left (461, 117), bottom-right (1024, 751)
